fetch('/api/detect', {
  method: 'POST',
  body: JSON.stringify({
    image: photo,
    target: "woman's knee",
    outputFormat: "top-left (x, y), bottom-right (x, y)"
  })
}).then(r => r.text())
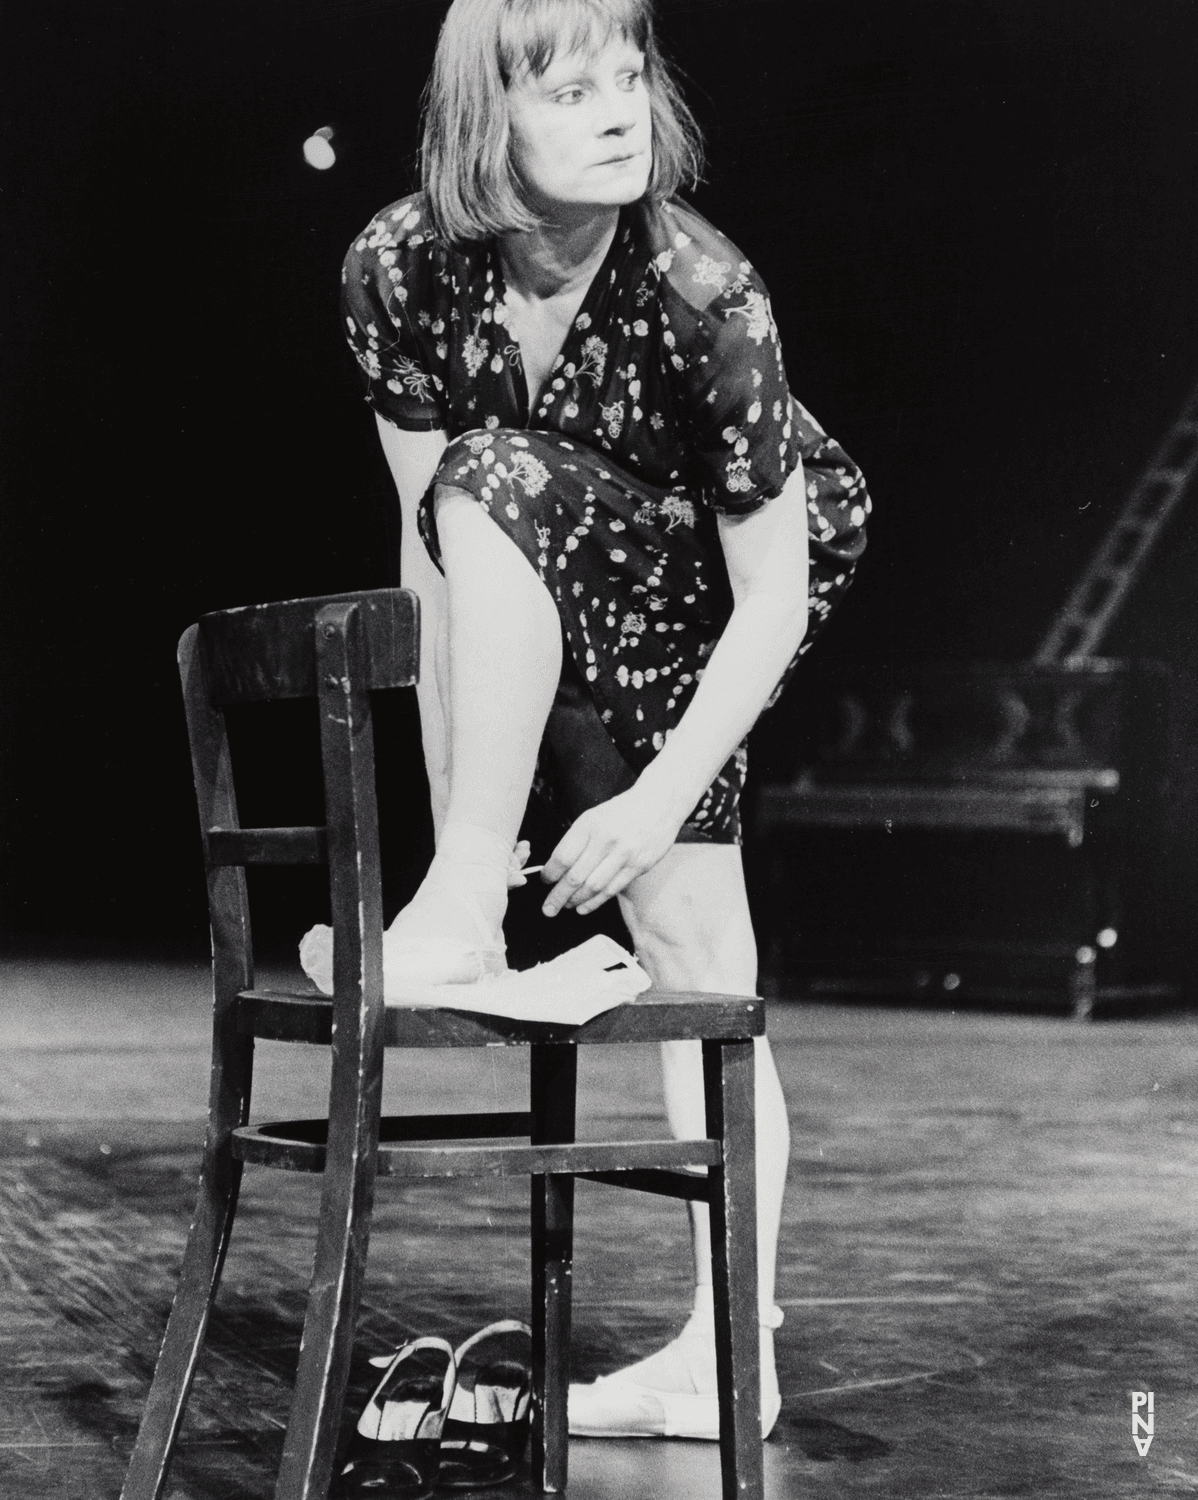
top-left (432, 480), bottom-right (476, 513)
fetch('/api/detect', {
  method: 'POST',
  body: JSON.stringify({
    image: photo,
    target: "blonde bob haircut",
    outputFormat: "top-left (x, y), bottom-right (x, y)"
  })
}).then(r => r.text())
top-left (421, 0), bottom-right (704, 244)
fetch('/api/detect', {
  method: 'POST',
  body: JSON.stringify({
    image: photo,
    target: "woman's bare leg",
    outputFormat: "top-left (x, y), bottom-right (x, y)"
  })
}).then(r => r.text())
top-left (386, 484), bottom-right (562, 955)
top-left (611, 843), bottom-right (789, 1400)
top-left (435, 487), bottom-right (561, 841)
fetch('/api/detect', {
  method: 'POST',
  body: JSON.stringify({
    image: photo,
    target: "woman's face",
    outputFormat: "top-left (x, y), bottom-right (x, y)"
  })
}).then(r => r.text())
top-left (506, 36), bottom-right (652, 217)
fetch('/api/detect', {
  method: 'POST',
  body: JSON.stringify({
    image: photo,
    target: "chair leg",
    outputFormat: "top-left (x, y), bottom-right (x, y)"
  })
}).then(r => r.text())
top-left (121, 1025), bottom-right (253, 1500)
top-left (276, 597), bottom-right (389, 1499)
top-left (272, 1087), bottom-right (383, 1499)
top-left (703, 1038), bottom-right (764, 1500)
top-left (529, 1043), bottom-right (578, 1494)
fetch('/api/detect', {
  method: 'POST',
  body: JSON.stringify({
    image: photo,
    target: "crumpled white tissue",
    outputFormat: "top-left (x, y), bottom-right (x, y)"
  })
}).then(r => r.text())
top-left (299, 928), bottom-right (650, 1025)
top-left (388, 934), bottom-right (650, 1024)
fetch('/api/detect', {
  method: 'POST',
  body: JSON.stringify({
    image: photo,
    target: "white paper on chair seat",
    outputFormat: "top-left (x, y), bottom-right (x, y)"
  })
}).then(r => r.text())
top-left (384, 933), bottom-right (650, 1024)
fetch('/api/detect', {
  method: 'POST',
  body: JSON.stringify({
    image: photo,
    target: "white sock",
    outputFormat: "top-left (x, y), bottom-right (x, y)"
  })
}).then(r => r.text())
top-left (434, 820), bottom-right (513, 871)
top-left (603, 1284), bottom-right (781, 1400)
top-left (388, 821), bottom-right (512, 950)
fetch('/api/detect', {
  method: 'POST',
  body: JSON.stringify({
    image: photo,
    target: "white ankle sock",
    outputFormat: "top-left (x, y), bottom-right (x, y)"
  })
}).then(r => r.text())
top-left (387, 821), bottom-right (512, 953)
top-left (434, 820), bottom-right (513, 872)
top-left (606, 1283), bottom-right (781, 1399)
top-left (426, 821), bottom-right (512, 938)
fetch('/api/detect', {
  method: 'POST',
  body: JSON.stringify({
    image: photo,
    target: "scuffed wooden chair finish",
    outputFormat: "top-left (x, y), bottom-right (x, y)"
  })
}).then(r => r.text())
top-left (123, 588), bottom-right (765, 1500)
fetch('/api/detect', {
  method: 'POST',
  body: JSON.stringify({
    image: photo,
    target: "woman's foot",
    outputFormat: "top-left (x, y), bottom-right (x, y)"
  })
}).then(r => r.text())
top-left (384, 822), bottom-right (511, 989)
top-left (567, 1288), bottom-right (783, 1439)
top-left (299, 822), bottom-right (513, 995)
top-left (607, 1292), bottom-right (720, 1395)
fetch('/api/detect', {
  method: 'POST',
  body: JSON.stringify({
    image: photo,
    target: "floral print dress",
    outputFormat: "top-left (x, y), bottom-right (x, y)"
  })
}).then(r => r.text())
top-left (342, 193), bottom-right (870, 841)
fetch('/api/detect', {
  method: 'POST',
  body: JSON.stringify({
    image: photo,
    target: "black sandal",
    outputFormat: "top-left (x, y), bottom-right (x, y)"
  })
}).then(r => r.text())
top-left (438, 1320), bottom-right (532, 1490)
top-left (336, 1337), bottom-right (457, 1498)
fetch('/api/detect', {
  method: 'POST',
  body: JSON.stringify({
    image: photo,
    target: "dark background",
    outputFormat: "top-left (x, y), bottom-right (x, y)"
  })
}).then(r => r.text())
top-left (3, 1), bottom-right (1197, 978)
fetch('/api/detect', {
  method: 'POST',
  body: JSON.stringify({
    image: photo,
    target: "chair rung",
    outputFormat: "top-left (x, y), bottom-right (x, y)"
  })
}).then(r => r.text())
top-left (246, 1111), bottom-right (533, 1145)
top-left (208, 826), bottom-right (327, 865)
top-left (231, 1123), bottom-right (721, 1179)
top-left (577, 1168), bottom-right (712, 1202)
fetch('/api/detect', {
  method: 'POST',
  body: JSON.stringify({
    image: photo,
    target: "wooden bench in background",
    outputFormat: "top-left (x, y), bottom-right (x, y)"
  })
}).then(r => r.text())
top-left (755, 660), bottom-right (1174, 1020)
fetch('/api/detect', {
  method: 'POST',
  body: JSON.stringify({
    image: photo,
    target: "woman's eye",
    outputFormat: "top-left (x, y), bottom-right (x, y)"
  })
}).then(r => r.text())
top-left (619, 70), bottom-right (644, 90)
top-left (555, 86), bottom-right (586, 104)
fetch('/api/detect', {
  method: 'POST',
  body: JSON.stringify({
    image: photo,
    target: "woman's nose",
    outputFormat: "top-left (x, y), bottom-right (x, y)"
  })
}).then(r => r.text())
top-left (597, 86), bottom-right (640, 137)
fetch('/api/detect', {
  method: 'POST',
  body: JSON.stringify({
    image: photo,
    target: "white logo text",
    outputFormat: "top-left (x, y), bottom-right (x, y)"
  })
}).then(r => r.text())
top-left (1132, 1391), bottom-right (1154, 1456)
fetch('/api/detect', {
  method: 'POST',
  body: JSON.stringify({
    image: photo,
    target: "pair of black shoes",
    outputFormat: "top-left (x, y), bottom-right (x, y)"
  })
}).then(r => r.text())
top-left (336, 1321), bottom-right (532, 1498)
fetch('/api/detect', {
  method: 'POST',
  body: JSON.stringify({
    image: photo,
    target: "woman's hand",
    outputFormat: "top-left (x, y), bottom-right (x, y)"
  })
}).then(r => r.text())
top-left (540, 784), bottom-right (684, 917)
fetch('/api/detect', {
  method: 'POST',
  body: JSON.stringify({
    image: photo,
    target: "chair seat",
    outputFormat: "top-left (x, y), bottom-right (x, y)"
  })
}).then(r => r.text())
top-left (238, 986), bottom-right (765, 1047)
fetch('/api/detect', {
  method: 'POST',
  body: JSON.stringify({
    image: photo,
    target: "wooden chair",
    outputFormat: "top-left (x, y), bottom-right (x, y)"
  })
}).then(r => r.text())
top-left (122, 588), bottom-right (766, 1500)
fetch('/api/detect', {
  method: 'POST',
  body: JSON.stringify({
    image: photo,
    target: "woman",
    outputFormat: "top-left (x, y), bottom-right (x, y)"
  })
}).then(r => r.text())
top-left (338, 0), bottom-right (868, 1441)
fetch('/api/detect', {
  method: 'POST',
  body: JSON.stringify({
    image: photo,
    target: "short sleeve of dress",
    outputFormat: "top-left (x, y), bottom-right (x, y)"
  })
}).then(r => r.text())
top-left (666, 240), bottom-right (798, 516)
top-left (340, 197), bottom-right (446, 432)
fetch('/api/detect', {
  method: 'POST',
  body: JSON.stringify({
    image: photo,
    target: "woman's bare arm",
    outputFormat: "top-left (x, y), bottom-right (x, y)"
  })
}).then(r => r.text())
top-left (542, 461), bottom-right (809, 915)
top-left (373, 416), bottom-right (452, 835)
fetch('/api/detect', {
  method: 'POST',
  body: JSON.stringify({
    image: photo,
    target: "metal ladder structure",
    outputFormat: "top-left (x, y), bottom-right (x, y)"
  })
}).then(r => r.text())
top-left (1034, 374), bottom-right (1198, 664)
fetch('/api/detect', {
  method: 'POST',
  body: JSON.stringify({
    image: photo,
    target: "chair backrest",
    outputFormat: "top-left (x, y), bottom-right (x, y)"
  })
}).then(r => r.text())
top-left (178, 587), bottom-right (420, 1017)
top-left (199, 588), bottom-right (420, 704)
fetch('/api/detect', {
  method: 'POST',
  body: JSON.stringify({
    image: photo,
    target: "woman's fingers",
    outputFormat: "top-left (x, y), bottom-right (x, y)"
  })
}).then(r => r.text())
top-left (556, 850), bottom-right (626, 915)
top-left (543, 836), bottom-right (649, 916)
top-left (543, 852), bottom-right (608, 916)
top-left (542, 822), bottom-right (626, 917)
top-left (541, 789), bottom-right (681, 917)
top-left (540, 828), bottom-right (585, 887)
top-left (573, 857), bottom-right (636, 915)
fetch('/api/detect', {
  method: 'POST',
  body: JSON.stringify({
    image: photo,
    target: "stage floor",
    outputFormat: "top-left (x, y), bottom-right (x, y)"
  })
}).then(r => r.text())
top-left (2, 956), bottom-right (1197, 1498)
